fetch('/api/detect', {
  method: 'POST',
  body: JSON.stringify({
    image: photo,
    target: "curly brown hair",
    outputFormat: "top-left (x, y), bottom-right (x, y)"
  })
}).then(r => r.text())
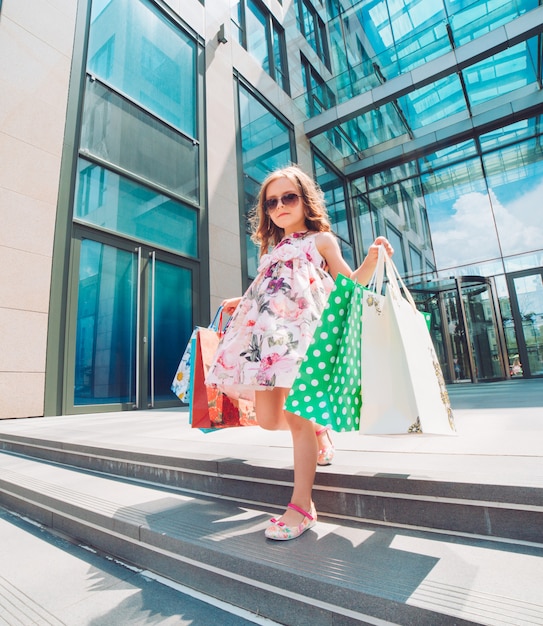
top-left (249, 165), bottom-right (332, 256)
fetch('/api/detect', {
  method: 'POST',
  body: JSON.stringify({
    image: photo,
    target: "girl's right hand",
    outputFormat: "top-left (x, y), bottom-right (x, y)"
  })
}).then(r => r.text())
top-left (221, 297), bottom-right (242, 315)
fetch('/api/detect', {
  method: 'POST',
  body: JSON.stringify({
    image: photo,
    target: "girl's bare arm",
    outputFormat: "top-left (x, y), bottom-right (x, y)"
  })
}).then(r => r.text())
top-left (316, 233), bottom-right (393, 285)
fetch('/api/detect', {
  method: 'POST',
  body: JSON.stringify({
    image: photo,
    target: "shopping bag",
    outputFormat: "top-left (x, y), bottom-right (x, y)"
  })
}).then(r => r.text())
top-left (171, 328), bottom-right (197, 402)
top-left (285, 274), bottom-right (365, 432)
top-left (190, 325), bottom-right (258, 430)
top-left (359, 248), bottom-right (455, 435)
top-left (171, 308), bottom-right (223, 402)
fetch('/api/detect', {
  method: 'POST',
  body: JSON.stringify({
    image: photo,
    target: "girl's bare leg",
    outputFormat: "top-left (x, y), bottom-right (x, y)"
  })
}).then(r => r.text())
top-left (256, 388), bottom-right (318, 527)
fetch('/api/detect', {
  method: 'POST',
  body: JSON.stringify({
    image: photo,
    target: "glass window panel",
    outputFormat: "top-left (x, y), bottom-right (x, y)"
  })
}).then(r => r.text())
top-left (398, 74), bottom-right (467, 130)
top-left (75, 239), bottom-right (136, 405)
top-left (479, 117), bottom-right (541, 151)
top-left (81, 78), bottom-right (199, 202)
top-left (448, 0), bottom-right (537, 47)
top-left (384, 223), bottom-right (406, 275)
top-left (504, 250), bottom-right (543, 273)
top-left (512, 273), bottom-right (543, 375)
top-left (150, 260), bottom-right (193, 401)
top-left (246, 0), bottom-right (269, 74)
top-left (463, 41), bottom-right (538, 108)
top-left (409, 244), bottom-right (423, 276)
top-left (239, 85), bottom-right (292, 182)
top-left (300, 0), bottom-right (317, 50)
top-left (367, 161), bottom-right (418, 190)
top-left (75, 159), bottom-right (198, 257)
top-left (419, 140), bottom-right (477, 173)
top-left (483, 139), bottom-right (543, 257)
top-left (339, 102), bottom-right (408, 156)
top-left (88, 0), bottom-right (197, 137)
top-left (272, 24), bottom-right (287, 91)
top-left (231, 0), bottom-right (243, 44)
top-left (421, 158), bottom-right (501, 270)
top-left (314, 155), bottom-right (354, 265)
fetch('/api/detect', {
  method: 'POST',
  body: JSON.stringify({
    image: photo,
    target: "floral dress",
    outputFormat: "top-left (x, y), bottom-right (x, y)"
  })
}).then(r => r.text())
top-left (205, 231), bottom-right (334, 399)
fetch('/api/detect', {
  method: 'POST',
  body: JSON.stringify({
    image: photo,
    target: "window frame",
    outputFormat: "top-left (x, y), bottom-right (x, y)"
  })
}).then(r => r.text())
top-left (237, 0), bottom-right (290, 93)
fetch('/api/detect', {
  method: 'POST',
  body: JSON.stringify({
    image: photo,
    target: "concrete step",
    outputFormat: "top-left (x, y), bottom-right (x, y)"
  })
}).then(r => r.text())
top-left (0, 432), bottom-right (542, 545)
top-left (1, 451), bottom-right (543, 626)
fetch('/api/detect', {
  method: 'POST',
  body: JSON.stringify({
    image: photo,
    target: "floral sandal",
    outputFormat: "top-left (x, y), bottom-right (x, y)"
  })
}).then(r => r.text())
top-left (316, 426), bottom-right (335, 466)
top-left (265, 503), bottom-right (317, 541)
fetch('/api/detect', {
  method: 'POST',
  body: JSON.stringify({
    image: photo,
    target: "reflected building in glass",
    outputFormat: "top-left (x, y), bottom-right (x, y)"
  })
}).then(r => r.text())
top-left (240, 0), bottom-right (543, 385)
top-left (1, 0), bottom-right (542, 419)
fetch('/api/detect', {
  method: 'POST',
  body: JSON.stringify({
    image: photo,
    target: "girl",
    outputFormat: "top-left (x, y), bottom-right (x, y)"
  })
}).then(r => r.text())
top-left (206, 165), bottom-right (393, 541)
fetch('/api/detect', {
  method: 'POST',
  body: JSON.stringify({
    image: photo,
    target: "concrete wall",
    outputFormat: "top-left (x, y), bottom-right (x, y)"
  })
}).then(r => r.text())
top-left (0, 0), bottom-right (77, 418)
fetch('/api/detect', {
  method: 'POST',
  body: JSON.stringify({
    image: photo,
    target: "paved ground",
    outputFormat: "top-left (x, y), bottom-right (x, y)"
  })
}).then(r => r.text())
top-left (0, 378), bottom-right (542, 625)
top-left (2, 378), bottom-right (542, 488)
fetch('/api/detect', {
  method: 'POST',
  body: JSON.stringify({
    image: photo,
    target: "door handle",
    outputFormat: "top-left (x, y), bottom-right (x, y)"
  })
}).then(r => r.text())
top-left (149, 250), bottom-right (156, 408)
top-left (134, 246), bottom-right (142, 409)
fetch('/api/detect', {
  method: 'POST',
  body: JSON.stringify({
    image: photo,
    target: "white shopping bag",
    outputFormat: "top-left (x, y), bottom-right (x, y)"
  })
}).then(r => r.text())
top-left (360, 248), bottom-right (455, 435)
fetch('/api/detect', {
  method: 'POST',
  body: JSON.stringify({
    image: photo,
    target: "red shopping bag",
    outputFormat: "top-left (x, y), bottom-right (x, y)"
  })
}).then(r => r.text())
top-left (190, 327), bottom-right (257, 429)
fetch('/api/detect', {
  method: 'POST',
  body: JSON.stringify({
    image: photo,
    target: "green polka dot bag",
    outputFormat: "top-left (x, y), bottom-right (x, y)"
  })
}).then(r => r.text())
top-left (285, 274), bottom-right (366, 432)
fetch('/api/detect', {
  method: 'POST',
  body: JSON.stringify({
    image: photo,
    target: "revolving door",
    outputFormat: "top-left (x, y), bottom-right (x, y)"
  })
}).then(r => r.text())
top-left (409, 276), bottom-right (507, 383)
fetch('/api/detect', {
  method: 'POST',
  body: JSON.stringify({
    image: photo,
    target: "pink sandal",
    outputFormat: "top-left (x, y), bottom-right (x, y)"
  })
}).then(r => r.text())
top-left (316, 426), bottom-right (335, 466)
top-left (265, 503), bottom-right (317, 541)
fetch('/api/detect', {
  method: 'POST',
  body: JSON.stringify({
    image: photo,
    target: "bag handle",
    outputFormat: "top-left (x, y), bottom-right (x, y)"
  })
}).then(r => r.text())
top-left (209, 306), bottom-right (225, 333)
top-left (367, 244), bottom-right (386, 295)
top-left (384, 254), bottom-right (418, 312)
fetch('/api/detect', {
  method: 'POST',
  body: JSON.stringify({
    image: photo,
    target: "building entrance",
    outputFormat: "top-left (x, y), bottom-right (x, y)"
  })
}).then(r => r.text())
top-left (67, 228), bottom-right (195, 413)
top-left (409, 276), bottom-right (507, 383)
top-left (506, 270), bottom-right (543, 378)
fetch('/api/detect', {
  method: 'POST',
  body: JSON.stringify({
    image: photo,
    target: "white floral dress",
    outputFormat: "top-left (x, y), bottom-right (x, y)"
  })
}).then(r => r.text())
top-left (206, 231), bottom-right (334, 398)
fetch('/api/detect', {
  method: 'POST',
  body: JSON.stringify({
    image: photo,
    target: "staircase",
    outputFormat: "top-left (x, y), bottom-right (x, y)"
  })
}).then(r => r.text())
top-left (1, 405), bottom-right (543, 625)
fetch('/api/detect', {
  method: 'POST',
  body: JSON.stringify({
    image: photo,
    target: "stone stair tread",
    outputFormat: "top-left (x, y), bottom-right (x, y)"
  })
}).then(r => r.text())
top-left (1, 451), bottom-right (543, 626)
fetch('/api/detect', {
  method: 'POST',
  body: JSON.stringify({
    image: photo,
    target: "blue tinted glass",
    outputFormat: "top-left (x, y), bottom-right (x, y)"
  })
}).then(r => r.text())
top-left (81, 79), bottom-right (199, 202)
top-left (483, 139), bottom-right (543, 257)
top-left (88, 0), bottom-right (196, 136)
top-left (150, 260), bottom-right (193, 401)
top-left (410, 245), bottom-right (422, 275)
top-left (272, 26), bottom-right (286, 90)
top-left (75, 239), bottom-right (136, 405)
top-left (448, 0), bottom-right (537, 47)
top-left (398, 73), bottom-right (467, 130)
top-left (75, 159), bottom-right (198, 257)
top-left (422, 158), bottom-right (501, 269)
top-left (239, 85), bottom-right (292, 182)
top-left (479, 117), bottom-right (541, 151)
top-left (314, 155), bottom-right (353, 260)
top-left (384, 224), bottom-right (407, 274)
top-left (419, 140), bottom-right (477, 173)
top-left (337, 102), bottom-right (408, 156)
top-left (463, 40), bottom-right (538, 108)
top-left (246, 0), bottom-right (269, 73)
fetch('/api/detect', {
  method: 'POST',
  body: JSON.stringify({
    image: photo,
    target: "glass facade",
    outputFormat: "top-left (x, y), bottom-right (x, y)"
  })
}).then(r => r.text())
top-left (45, 0), bottom-right (543, 417)
top-left (298, 0), bottom-right (543, 382)
top-left (67, 0), bottom-right (201, 411)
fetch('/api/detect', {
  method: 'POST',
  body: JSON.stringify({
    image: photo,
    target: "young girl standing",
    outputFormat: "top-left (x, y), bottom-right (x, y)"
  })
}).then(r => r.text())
top-left (206, 165), bottom-right (393, 541)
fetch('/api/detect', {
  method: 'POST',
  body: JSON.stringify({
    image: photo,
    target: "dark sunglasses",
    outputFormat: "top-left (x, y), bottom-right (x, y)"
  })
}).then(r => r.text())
top-left (263, 193), bottom-right (302, 213)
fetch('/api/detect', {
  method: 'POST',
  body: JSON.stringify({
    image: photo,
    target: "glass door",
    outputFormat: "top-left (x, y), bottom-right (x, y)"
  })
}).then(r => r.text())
top-left (69, 232), bottom-right (194, 412)
top-left (442, 289), bottom-right (471, 382)
top-left (507, 270), bottom-right (543, 377)
top-left (146, 251), bottom-right (193, 407)
top-left (411, 276), bottom-right (507, 383)
top-left (459, 280), bottom-right (503, 381)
